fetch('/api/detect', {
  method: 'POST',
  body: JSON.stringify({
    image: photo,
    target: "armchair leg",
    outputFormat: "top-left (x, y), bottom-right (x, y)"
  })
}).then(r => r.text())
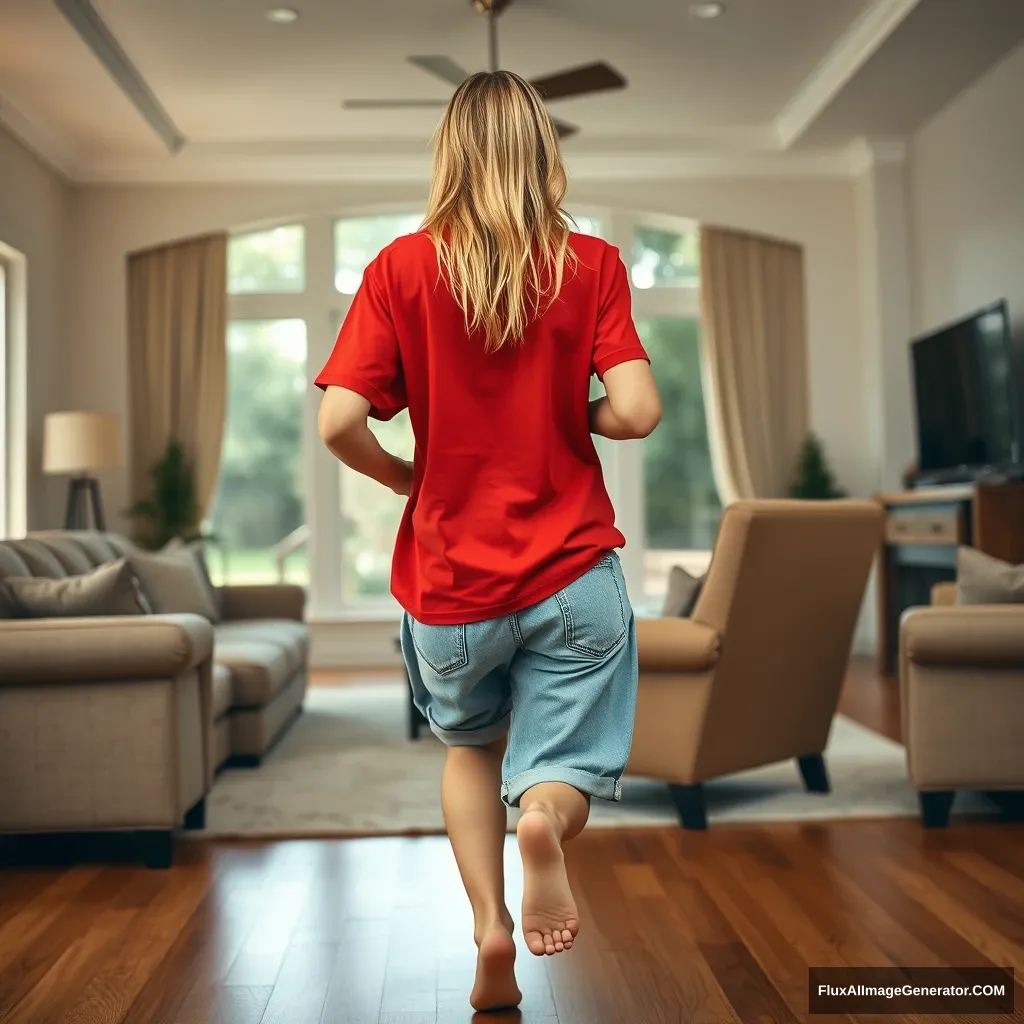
top-left (183, 796), bottom-right (206, 830)
top-left (137, 830), bottom-right (174, 869)
top-left (919, 791), bottom-right (954, 828)
top-left (669, 783), bottom-right (707, 830)
top-left (797, 754), bottom-right (830, 794)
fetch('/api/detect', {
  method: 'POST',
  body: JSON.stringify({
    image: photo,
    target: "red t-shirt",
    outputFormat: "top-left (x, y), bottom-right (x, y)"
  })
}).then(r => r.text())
top-left (314, 230), bottom-right (649, 624)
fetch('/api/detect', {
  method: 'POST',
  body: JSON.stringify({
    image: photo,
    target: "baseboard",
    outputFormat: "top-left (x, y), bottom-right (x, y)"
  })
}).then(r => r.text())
top-left (310, 618), bottom-right (403, 669)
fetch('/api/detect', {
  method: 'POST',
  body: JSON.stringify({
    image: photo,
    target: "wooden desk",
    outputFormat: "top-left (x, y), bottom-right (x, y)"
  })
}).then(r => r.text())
top-left (875, 482), bottom-right (1024, 676)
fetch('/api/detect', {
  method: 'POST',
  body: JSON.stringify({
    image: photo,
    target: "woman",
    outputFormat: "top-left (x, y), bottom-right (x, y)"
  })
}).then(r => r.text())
top-left (316, 70), bottom-right (661, 1012)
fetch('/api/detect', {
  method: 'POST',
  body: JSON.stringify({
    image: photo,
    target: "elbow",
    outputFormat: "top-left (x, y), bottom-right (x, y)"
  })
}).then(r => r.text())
top-left (318, 403), bottom-right (354, 450)
top-left (621, 399), bottom-right (662, 439)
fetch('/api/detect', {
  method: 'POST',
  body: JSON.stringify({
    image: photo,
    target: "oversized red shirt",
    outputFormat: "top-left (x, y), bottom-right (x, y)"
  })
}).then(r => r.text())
top-left (314, 230), bottom-right (649, 624)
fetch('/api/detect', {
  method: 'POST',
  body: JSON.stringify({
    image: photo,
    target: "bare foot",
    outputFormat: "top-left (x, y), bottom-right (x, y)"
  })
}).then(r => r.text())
top-left (471, 924), bottom-right (521, 1012)
top-left (517, 809), bottom-right (579, 955)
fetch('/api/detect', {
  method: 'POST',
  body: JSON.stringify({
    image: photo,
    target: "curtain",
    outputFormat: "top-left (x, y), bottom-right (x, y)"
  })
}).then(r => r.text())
top-left (699, 226), bottom-right (809, 502)
top-left (126, 232), bottom-right (228, 518)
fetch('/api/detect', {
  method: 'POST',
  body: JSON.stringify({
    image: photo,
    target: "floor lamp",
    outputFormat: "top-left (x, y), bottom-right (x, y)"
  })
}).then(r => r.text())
top-left (43, 411), bottom-right (122, 531)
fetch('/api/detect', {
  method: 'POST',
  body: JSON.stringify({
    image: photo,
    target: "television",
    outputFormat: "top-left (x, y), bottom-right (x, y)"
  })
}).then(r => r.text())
top-left (910, 300), bottom-right (1018, 484)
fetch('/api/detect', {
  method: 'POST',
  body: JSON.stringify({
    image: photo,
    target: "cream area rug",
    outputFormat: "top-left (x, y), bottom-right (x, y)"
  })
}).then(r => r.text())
top-left (197, 684), bottom-right (995, 839)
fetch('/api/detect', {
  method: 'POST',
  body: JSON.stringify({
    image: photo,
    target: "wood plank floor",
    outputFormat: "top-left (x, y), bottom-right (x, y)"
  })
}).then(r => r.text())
top-left (1, 660), bottom-right (1021, 1024)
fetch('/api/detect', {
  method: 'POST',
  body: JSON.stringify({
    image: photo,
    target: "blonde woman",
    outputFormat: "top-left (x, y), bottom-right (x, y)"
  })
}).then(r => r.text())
top-left (317, 70), bottom-right (660, 1012)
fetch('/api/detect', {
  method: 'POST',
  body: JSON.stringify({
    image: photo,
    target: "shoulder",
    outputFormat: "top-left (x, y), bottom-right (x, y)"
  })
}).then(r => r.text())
top-left (370, 230), bottom-right (435, 278)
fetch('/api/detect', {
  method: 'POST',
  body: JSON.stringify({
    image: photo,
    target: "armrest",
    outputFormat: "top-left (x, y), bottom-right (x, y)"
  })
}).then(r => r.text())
top-left (931, 582), bottom-right (957, 606)
top-left (901, 605), bottom-right (1024, 666)
top-left (0, 614), bottom-right (213, 684)
top-left (217, 584), bottom-right (305, 622)
top-left (636, 617), bottom-right (720, 672)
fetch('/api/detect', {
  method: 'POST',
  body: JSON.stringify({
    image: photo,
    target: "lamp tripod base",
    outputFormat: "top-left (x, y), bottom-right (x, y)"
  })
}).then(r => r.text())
top-left (64, 476), bottom-right (106, 531)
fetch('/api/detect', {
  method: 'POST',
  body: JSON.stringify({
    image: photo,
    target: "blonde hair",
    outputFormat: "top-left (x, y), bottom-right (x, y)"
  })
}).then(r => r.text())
top-left (423, 70), bottom-right (577, 352)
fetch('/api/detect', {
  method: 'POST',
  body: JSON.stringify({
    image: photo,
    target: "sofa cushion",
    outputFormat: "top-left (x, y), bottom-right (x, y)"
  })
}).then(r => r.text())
top-left (215, 638), bottom-right (294, 708)
top-left (2, 540), bottom-right (67, 579)
top-left (212, 663), bottom-right (235, 719)
top-left (3, 558), bottom-right (152, 618)
top-left (127, 545), bottom-right (220, 621)
top-left (29, 530), bottom-right (125, 567)
top-left (214, 620), bottom-right (308, 675)
top-left (957, 546), bottom-right (1024, 605)
top-left (661, 565), bottom-right (704, 618)
top-left (162, 538), bottom-right (222, 622)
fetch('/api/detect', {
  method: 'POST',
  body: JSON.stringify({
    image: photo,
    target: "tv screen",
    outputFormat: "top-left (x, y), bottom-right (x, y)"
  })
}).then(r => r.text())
top-left (911, 300), bottom-right (1017, 477)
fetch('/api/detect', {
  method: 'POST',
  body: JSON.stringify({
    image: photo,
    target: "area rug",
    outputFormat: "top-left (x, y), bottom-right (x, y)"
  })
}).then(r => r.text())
top-left (196, 684), bottom-right (993, 839)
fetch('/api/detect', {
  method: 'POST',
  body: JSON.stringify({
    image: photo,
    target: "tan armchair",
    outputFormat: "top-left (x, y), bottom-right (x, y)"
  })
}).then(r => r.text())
top-left (900, 582), bottom-right (1024, 827)
top-left (627, 499), bottom-right (883, 828)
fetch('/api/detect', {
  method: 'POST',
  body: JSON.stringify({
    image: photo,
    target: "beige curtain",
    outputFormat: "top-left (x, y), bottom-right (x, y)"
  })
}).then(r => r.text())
top-left (699, 226), bottom-right (808, 503)
top-left (126, 232), bottom-right (228, 518)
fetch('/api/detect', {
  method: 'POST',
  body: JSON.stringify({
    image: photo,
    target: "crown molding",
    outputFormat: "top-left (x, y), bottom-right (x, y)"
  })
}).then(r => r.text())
top-left (0, 94), bottom-right (80, 180)
top-left (68, 135), bottom-right (870, 185)
top-left (774, 0), bottom-right (921, 149)
top-left (846, 137), bottom-right (908, 175)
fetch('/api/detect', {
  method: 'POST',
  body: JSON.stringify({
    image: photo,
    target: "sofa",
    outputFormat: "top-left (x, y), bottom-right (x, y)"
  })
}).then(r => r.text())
top-left (0, 530), bottom-right (307, 865)
top-left (900, 581), bottom-right (1024, 827)
top-left (626, 499), bottom-right (884, 828)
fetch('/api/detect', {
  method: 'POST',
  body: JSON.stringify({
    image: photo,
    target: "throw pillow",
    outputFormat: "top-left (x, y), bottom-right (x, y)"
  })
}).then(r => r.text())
top-left (661, 565), bottom-right (704, 618)
top-left (3, 558), bottom-right (152, 618)
top-left (162, 537), bottom-right (222, 622)
top-left (127, 545), bottom-right (220, 621)
top-left (956, 547), bottom-right (1024, 605)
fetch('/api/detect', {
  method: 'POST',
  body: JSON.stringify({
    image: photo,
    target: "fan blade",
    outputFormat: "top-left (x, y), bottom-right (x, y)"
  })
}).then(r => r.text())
top-left (343, 98), bottom-right (450, 109)
top-left (408, 55), bottom-right (473, 86)
top-left (530, 61), bottom-right (626, 102)
top-left (551, 117), bottom-right (579, 139)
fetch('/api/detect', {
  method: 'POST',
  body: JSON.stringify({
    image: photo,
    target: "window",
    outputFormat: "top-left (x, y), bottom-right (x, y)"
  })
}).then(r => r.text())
top-left (631, 225), bottom-right (699, 289)
top-left (333, 214), bottom-right (423, 600)
top-left (228, 224), bottom-right (305, 294)
top-left (0, 258), bottom-right (6, 536)
top-left (568, 213), bottom-right (602, 237)
top-left (334, 214), bottom-right (424, 294)
top-left (209, 319), bottom-right (308, 585)
top-left (638, 315), bottom-right (721, 595)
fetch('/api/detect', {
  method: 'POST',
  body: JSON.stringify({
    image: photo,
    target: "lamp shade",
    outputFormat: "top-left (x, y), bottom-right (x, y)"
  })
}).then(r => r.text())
top-left (43, 411), bottom-right (122, 475)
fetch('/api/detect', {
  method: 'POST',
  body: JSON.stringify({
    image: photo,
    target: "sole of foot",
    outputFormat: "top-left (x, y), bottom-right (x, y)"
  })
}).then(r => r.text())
top-left (471, 927), bottom-right (521, 1012)
top-left (517, 809), bottom-right (580, 956)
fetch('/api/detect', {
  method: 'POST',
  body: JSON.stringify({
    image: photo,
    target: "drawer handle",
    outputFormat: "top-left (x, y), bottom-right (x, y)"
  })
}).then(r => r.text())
top-left (930, 522), bottom-right (943, 534)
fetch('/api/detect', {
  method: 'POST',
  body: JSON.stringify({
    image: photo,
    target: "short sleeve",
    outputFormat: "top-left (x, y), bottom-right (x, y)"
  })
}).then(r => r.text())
top-left (314, 262), bottom-right (407, 421)
top-left (593, 248), bottom-right (649, 381)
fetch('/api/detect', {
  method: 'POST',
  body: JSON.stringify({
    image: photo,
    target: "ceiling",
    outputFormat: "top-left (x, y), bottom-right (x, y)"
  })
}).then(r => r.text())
top-left (0, 0), bottom-right (1022, 182)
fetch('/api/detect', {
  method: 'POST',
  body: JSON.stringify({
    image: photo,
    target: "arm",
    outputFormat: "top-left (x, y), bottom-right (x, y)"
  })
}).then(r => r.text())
top-left (318, 385), bottom-right (413, 496)
top-left (590, 359), bottom-right (662, 440)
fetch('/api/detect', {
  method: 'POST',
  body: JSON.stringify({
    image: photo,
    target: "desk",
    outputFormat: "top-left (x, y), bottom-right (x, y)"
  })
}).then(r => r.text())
top-left (875, 482), bottom-right (1024, 676)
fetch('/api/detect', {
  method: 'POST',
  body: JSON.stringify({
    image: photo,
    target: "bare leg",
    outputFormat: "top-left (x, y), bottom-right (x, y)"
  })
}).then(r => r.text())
top-left (441, 735), bottom-right (521, 1012)
top-left (517, 781), bottom-right (590, 955)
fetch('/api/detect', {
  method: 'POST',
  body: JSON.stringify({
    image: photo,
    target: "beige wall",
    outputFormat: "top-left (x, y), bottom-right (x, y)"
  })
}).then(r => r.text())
top-left (66, 175), bottom-right (867, 534)
top-left (0, 125), bottom-right (70, 529)
top-left (909, 44), bottom-right (1024, 337)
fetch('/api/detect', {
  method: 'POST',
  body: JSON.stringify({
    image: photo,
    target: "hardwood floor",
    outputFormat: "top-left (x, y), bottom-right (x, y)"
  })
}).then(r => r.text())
top-left (1, 660), bottom-right (1021, 1024)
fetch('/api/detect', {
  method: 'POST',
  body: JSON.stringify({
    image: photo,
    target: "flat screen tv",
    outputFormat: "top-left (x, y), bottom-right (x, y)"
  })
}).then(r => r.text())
top-left (910, 300), bottom-right (1017, 483)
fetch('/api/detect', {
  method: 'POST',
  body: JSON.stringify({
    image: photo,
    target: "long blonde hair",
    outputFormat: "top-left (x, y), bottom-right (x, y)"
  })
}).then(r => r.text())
top-left (423, 70), bottom-right (577, 352)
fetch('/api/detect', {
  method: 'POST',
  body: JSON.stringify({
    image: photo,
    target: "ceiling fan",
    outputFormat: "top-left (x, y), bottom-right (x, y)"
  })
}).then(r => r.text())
top-left (342, 0), bottom-right (627, 139)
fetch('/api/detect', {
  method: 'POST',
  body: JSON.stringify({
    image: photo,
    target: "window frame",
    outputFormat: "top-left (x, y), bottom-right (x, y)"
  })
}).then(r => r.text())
top-left (224, 206), bottom-right (707, 617)
top-left (0, 241), bottom-right (27, 539)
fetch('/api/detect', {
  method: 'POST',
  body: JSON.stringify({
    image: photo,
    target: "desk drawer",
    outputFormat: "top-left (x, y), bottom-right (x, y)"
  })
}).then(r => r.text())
top-left (885, 508), bottom-right (962, 545)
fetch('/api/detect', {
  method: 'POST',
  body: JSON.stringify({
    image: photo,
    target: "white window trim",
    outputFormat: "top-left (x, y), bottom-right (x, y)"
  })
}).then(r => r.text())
top-left (226, 206), bottom-right (703, 617)
top-left (0, 241), bottom-right (28, 539)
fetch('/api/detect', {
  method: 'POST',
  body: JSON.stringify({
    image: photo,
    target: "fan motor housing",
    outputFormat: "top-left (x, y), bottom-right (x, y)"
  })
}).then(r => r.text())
top-left (472, 0), bottom-right (513, 14)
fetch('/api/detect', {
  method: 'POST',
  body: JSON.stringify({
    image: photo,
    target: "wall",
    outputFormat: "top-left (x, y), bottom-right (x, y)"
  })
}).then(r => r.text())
top-left (909, 43), bottom-right (1024, 344)
top-left (66, 175), bottom-right (868, 537)
top-left (0, 124), bottom-right (70, 529)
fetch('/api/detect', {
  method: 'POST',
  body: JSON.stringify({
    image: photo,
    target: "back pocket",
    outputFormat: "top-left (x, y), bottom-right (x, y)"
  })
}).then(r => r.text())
top-left (555, 556), bottom-right (627, 658)
top-left (411, 620), bottom-right (469, 676)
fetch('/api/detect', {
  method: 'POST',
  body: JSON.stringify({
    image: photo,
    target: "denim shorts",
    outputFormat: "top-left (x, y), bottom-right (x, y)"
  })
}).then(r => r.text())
top-left (400, 552), bottom-right (638, 807)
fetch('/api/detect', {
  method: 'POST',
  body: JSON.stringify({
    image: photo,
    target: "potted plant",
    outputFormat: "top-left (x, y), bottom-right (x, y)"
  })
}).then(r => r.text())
top-left (789, 433), bottom-right (847, 500)
top-left (126, 438), bottom-right (212, 550)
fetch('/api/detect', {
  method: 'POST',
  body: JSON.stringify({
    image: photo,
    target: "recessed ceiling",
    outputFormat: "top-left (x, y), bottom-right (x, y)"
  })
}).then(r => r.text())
top-left (0, 0), bottom-right (1021, 182)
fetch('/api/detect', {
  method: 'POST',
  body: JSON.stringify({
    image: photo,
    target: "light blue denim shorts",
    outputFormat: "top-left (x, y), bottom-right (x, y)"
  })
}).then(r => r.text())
top-left (400, 551), bottom-right (638, 807)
